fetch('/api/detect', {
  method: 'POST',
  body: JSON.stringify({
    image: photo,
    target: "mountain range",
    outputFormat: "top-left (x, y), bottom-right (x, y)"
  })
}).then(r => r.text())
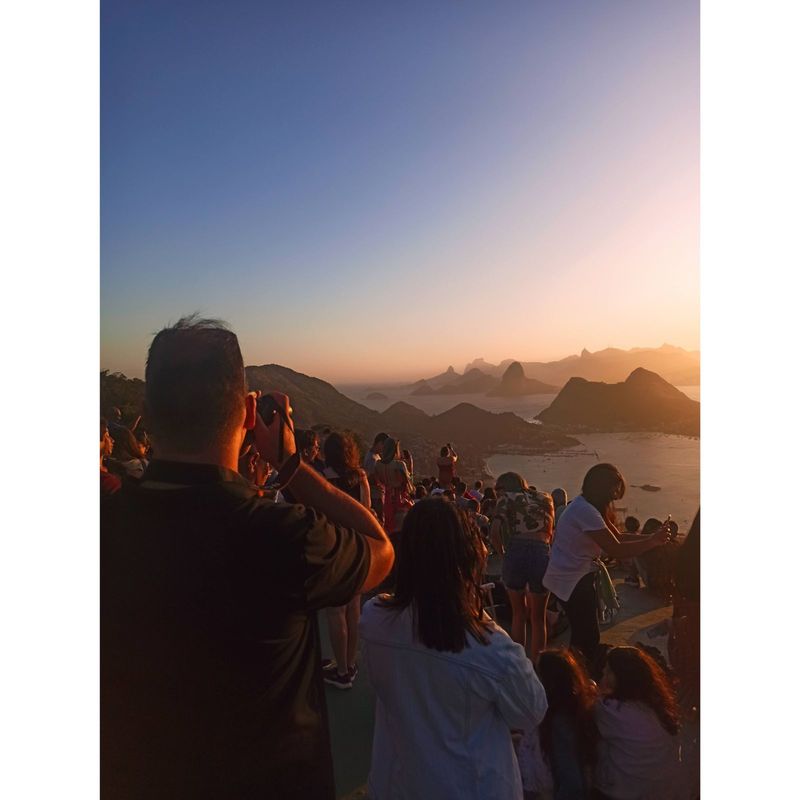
top-left (536, 367), bottom-right (700, 436)
top-left (461, 344), bottom-right (700, 387)
top-left (246, 365), bottom-right (578, 476)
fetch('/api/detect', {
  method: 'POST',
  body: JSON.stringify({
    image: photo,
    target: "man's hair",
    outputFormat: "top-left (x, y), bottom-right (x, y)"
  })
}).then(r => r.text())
top-left (373, 432), bottom-right (389, 446)
top-left (474, 480), bottom-right (483, 489)
top-left (625, 515), bottom-right (641, 532)
top-left (144, 315), bottom-right (246, 454)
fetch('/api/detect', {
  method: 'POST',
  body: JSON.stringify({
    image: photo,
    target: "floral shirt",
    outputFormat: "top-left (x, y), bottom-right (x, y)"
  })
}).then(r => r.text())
top-left (493, 490), bottom-right (554, 543)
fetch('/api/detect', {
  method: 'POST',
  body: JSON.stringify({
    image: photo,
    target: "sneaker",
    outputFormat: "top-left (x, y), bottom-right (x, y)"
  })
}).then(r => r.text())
top-left (324, 670), bottom-right (353, 690)
top-left (348, 663), bottom-right (359, 682)
top-left (321, 659), bottom-right (337, 673)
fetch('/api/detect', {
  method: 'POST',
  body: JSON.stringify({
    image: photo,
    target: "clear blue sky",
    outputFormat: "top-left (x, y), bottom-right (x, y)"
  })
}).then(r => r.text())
top-left (101, 0), bottom-right (698, 382)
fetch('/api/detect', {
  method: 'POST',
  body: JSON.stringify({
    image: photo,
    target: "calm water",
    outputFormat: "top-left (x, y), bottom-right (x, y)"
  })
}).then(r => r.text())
top-left (487, 432), bottom-right (699, 533)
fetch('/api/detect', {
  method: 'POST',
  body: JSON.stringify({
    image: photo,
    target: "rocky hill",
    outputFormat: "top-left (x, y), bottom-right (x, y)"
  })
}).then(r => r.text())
top-left (245, 365), bottom-right (383, 440)
top-left (406, 366), bottom-right (460, 394)
top-left (418, 368), bottom-right (499, 395)
top-left (487, 362), bottom-right (557, 396)
top-left (463, 345), bottom-right (700, 387)
top-left (536, 368), bottom-right (700, 436)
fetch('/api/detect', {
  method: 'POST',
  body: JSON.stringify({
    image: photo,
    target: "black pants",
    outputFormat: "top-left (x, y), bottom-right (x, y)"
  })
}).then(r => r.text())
top-left (565, 571), bottom-right (599, 666)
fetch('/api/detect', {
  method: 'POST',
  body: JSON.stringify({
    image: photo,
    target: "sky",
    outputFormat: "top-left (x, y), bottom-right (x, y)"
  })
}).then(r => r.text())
top-left (101, 0), bottom-right (699, 383)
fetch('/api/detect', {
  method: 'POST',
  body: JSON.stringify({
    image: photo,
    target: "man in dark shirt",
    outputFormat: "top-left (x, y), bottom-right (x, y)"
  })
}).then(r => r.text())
top-left (101, 316), bottom-right (394, 799)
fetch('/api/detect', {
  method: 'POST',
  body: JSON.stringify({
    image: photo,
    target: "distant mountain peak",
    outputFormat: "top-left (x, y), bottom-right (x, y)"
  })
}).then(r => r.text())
top-left (537, 369), bottom-right (699, 435)
top-left (503, 361), bottom-right (524, 380)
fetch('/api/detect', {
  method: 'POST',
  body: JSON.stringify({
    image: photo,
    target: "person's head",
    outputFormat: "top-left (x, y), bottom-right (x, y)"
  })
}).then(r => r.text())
top-left (113, 426), bottom-right (145, 461)
top-left (624, 515), bottom-right (641, 533)
top-left (443, 489), bottom-right (455, 501)
top-left (372, 432), bottom-right (388, 452)
top-left (100, 418), bottom-right (114, 459)
top-left (455, 480), bottom-right (467, 496)
top-left (107, 407), bottom-right (122, 423)
top-left (481, 487), bottom-right (497, 502)
top-left (380, 436), bottom-right (400, 463)
top-left (313, 425), bottom-right (331, 453)
top-left (414, 483), bottom-right (428, 500)
top-left (642, 517), bottom-right (663, 536)
top-left (551, 487), bottom-right (567, 508)
top-left (421, 477), bottom-right (431, 489)
top-left (581, 463), bottom-right (626, 523)
top-left (474, 480), bottom-right (483, 491)
top-left (324, 431), bottom-right (361, 477)
top-left (495, 471), bottom-right (529, 494)
top-left (600, 646), bottom-right (680, 735)
top-left (383, 498), bottom-right (490, 652)
top-left (295, 429), bottom-right (320, 463)
top-left (536, 649), bottom-right (598, 765)
top-left (144, 316), bottom-right (249, 458)
top-left (440, 446), bottom-right (449, 458)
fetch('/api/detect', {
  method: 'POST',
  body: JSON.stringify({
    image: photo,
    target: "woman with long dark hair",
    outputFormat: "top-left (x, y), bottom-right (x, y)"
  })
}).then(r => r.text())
top-left (594, 646), bottom-right (681, 799)
top-left (543, 464), bottom-right (671, 667)
top-left (360, 498), bottom-right (547, 800)
top-left (518, 648), bottom-right (597, 799)
top-left (320, 431), bottom-right (371, 689)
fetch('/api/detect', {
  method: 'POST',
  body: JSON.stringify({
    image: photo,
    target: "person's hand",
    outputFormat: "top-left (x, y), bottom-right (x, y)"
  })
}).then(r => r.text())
top-left (253, 391), bottom-right (297, 469)
top-left (652, 522), bottom-right (671, 546)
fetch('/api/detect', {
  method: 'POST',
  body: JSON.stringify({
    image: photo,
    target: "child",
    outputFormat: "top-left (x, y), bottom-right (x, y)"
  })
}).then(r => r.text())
top-left (518, 648), bottom-right (597, 799)
top-left (593, 646), bottom-right (681, 800)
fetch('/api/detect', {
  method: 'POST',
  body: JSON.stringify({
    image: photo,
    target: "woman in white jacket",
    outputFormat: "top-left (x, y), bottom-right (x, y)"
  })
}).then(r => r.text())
top-left (360, 498), bottom-right (548, 800)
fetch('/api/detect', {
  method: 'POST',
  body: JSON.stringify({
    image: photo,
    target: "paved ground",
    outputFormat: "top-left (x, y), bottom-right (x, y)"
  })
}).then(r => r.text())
top-left (321, 568), bottom-right (686, 800)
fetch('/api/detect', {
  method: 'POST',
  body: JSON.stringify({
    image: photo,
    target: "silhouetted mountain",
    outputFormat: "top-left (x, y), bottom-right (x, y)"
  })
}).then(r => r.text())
top-left (536, 368), bottom-right (700, 435)
top-left (487, 362), bottom-right (557, 396)
top-left (365, 392), bottom-right (389, 401)
top-left (245, 365), bottom-right (383, 440)
top-left (426, 368), bottom-right (500, 395)
top-left (464, 345), bottom-right (700, 386)
top-left (428, 403), bottom-right (577, 452)
top-left (380, 401), bottom-right (430, 429)
top-left (410, 380), bottom-right (435, 396)
top-left (405, 366), bottom-right (461, 394)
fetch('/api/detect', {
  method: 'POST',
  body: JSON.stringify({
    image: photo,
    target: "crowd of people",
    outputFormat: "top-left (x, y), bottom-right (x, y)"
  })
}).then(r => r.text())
top-left (101, 316), bottom-right (700, 800)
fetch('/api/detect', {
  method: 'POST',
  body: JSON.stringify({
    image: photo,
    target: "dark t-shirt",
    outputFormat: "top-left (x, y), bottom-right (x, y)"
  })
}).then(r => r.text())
top-left (101, 460), bottom-right (371, 800)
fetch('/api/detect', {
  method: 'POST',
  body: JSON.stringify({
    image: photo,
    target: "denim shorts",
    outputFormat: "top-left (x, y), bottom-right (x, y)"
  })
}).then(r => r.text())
top-left (502, 538), bottom-right (551, 594)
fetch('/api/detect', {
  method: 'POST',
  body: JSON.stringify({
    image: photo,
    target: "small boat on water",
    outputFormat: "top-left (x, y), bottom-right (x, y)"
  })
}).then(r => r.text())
top-left (632, 484), bottom-right (661, 492)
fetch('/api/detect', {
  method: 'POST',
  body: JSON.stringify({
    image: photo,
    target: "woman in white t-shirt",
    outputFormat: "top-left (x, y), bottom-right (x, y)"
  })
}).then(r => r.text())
top-left (543, 464), bottom-right (670, 668)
